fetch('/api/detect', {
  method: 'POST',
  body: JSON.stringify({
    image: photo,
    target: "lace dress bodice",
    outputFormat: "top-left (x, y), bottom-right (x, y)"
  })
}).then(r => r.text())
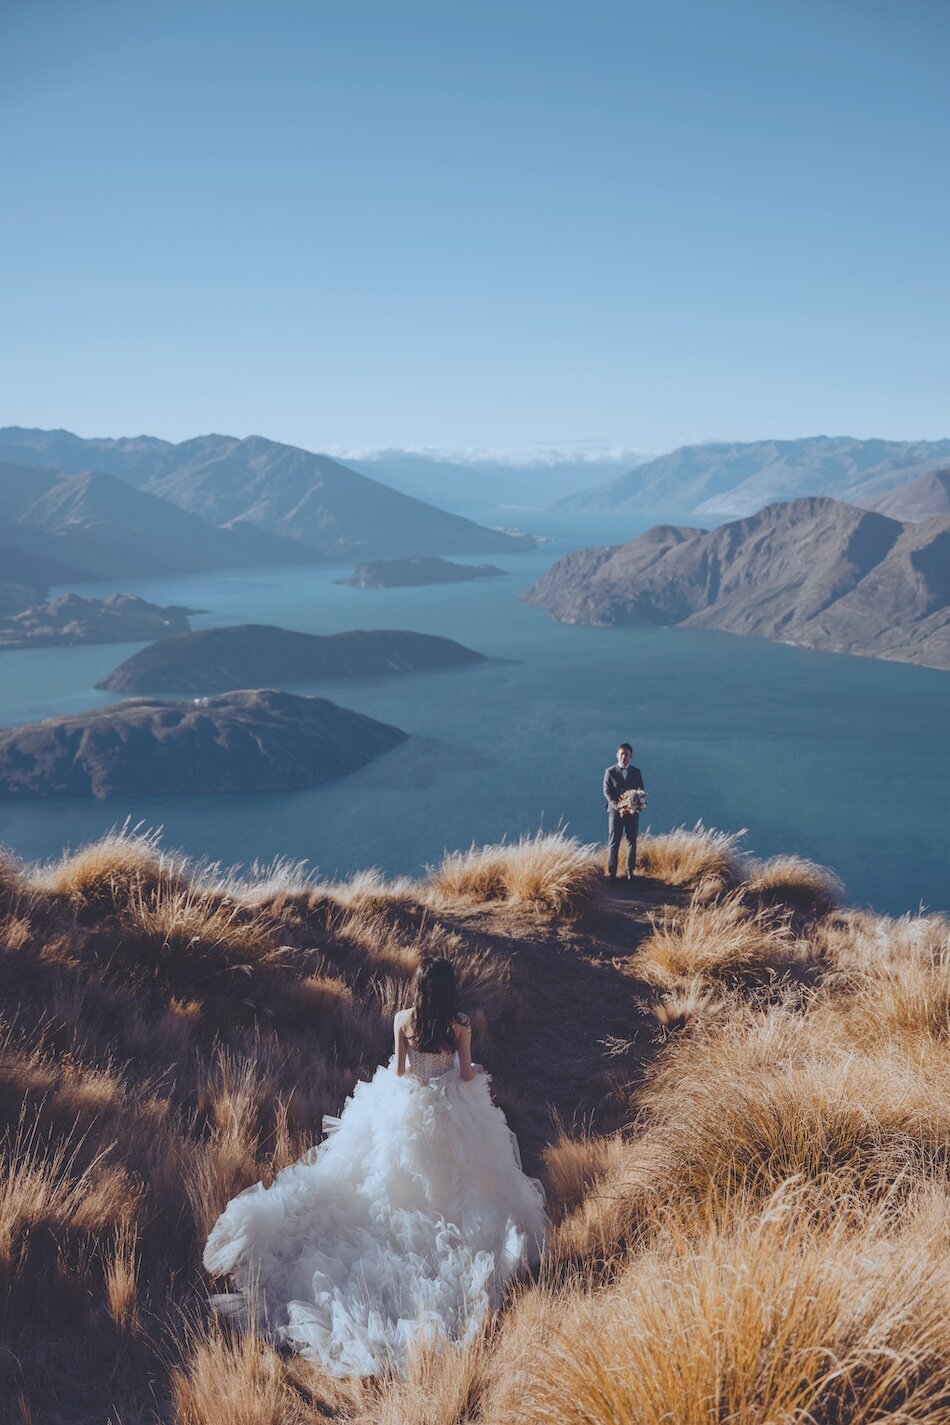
top-left (406, 1045), bottom-right (456, 1084)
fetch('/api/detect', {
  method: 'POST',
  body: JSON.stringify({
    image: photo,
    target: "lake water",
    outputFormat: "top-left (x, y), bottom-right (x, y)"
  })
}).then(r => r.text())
top-left (1, 512), bottom-right (947, 916)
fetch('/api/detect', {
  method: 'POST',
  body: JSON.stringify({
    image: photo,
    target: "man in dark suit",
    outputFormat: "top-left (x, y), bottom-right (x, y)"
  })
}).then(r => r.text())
top-left (603, 741), bottom-right (645, 879)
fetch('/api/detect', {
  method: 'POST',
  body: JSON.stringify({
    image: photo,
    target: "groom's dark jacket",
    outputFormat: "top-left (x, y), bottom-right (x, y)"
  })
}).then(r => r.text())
top-left (603, 763), bottom-right (644, 812)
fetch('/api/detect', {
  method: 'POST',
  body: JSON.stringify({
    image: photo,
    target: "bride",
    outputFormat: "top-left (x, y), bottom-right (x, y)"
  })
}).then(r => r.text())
top-left (203, 955), bottom-right (548, 1376)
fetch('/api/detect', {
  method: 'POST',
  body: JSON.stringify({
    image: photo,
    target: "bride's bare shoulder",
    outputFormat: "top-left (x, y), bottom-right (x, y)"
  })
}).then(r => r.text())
top-left (394, 1008), bottom-right (413, 1031)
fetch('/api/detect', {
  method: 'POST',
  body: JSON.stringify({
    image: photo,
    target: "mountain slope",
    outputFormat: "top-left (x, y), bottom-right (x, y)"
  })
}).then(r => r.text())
top-left (0, 459), bottom-right (319, 578)
top-left (0, 429), bottom-right (536, 558)
top-left (867, 468), bottom-right (950, 522)
top-left (552, 437), bottom-right (950, 519)
top-left (524, 497), bottom-right (950, 669)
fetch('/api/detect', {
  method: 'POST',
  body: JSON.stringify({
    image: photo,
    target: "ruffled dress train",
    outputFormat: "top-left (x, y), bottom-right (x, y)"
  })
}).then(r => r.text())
top-left (203, 1049), bottom-right (548, 1376)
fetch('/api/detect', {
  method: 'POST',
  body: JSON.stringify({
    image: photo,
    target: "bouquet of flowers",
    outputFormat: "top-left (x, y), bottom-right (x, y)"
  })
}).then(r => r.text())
top-left (619, 788), bottom-right (648, 814)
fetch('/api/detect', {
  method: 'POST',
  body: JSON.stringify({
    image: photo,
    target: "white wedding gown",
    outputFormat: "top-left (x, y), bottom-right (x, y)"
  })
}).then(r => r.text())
top-left (203, 1044), bottom-right (548, 1376)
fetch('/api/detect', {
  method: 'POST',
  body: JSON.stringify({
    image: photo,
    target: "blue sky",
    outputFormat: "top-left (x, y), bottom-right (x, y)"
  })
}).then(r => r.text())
top-left (2, 0), bottom-right (947, 455)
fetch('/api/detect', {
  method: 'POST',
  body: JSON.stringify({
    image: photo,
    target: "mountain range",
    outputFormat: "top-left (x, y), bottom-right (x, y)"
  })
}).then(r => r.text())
top-left (524, 496), bottom-right (950, 670)
top-left (0, 429), bottom-right (535, 561)
top-left (552, 437), bottom-right (950, 520)
top-left (346, 449), bottom-right (645, 515)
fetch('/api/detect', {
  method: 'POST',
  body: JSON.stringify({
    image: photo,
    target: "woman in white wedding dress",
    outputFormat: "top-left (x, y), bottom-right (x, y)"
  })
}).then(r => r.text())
top-left (203, 956), bottom-right (548, 1376)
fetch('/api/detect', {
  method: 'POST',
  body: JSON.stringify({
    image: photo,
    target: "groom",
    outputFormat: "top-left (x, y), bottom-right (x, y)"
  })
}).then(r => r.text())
top-left (603, 741), bottom-right (645, 879)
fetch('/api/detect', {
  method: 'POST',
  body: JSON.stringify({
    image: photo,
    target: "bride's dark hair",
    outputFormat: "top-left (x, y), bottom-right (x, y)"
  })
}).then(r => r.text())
top-left (411, 956), bottom-right (460, 1053)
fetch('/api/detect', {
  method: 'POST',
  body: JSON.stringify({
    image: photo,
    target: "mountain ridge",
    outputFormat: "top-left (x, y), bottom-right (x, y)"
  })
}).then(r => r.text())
top-left (0, 429), bottom-right (536, 559)
top-left (551, 436), bottom-right (950, 519)
top-left (524, 495), bottom-right (950, 669)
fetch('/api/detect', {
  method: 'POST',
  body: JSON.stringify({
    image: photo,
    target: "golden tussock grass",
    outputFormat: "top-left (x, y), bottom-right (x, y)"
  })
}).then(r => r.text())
top-left (505, 1185), bottom-right (950, 1425)
top-left (627, 1009), bottom-right (950, 1217)
top-left (635, 822), bottom-right (745, 890)
top-left (646, 974), bottom-right (739, 1033)
top-left (169, 1318), bottom-right (316, 1425)
top-left (541, 1127), bottom-right (629, 1215)
top-left (743, 853), bottom-right (844, 917)
top-left (635, 890), bottom-right (803, 985)
top-left (426, 829), bottom-right (602, 913)
top-left (39, 824), bottom-right (187, 907)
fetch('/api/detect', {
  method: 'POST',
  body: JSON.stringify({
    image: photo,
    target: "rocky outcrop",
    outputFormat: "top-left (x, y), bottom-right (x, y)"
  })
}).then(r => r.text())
top-left (0, 593), bottom-right (196, 649)
top-left (337, 556), bottom-right (507, 588)
top-left (0, 689), bottom-right (407, 799)
top-left (96, 623), bottom-right (486, 694)
top-left (524, 497), bottom-right (950, 670)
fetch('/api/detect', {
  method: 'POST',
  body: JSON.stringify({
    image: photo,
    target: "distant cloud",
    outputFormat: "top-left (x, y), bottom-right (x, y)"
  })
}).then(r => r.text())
top-left (326, 441), bottom-right (662, 468)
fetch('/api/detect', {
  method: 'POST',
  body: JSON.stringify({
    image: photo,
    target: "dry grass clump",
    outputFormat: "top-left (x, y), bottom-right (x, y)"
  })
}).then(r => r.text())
top-left (743, 852), bottom-right (844, 918)
top-left (541, 1127), bottom-right (629, 1215)
top-left (0, 848), bottom-right (27, 912)
top-left (40, 824), bottom-right (188, 909)
top-left (505, 1186), bottom-right (950, 1425)
top-left (635, 822), bottom-right (745, 891)
top-left (426, 829), bottom-right (601, 914)
top-left (170, 1317), bottom-right (319, 1425)
top-left (810, 911), bottom-right (950, 1051)
top-left (647, 975), bottom-right (736, 1034)
top-left (635, 890), bottom-right (802, 985)
top-left (626, 1008), bottom-right (950, 1220)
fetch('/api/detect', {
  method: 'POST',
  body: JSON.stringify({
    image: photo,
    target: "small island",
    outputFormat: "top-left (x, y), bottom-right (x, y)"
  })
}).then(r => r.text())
top-left (96, 623), bottom-right (486, 694)
top-left (0, 689), bottom-right (407, 799)
top-left (336, 555), bottom-right (507, 588)
top-left (0, 592), bottom-right (197, 650)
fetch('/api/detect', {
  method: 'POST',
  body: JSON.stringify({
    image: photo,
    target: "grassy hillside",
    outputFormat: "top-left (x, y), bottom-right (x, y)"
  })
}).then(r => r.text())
top-left (0, 826), bottom-right (947, 1423)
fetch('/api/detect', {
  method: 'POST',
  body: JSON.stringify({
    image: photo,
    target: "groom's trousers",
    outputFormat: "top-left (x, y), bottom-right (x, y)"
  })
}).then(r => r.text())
top-left (607, 810), bottom-right (639, 876)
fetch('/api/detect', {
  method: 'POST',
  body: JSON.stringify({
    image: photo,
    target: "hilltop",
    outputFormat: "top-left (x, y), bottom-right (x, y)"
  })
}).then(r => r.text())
top-left (96, 623), bottom-right (486, 694)
top-left (0, 689), bottom-right (406, 798)
top-left (0, 823), bottom-right (946, 1422)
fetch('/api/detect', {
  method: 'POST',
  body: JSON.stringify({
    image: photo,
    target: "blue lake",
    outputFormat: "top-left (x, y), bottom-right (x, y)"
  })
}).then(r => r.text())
top-left (0, 514), bottom-right (947, 916)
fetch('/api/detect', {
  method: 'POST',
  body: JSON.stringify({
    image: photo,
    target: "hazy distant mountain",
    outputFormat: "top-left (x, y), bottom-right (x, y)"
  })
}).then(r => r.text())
top-left (866, 469), bottom-right (950, 523)
top-left (0, 459), bottom-right (320, 579)
top-left (524, 496), bottom-right (950, 670)
top-left (0, 430), bottom-right (536, 559)
top-left (345, 448), bottom-right (646, 515)
top-left (97, 624), bottom-right (486, 694)
top-left (552, 437), bottom-right (950, 520)
top-left (0, 689), bottom-right (407, 799)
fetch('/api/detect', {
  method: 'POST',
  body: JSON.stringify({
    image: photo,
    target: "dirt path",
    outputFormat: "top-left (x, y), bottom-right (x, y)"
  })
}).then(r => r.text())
top-left (441, 876), bottom-right (686, 1173)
